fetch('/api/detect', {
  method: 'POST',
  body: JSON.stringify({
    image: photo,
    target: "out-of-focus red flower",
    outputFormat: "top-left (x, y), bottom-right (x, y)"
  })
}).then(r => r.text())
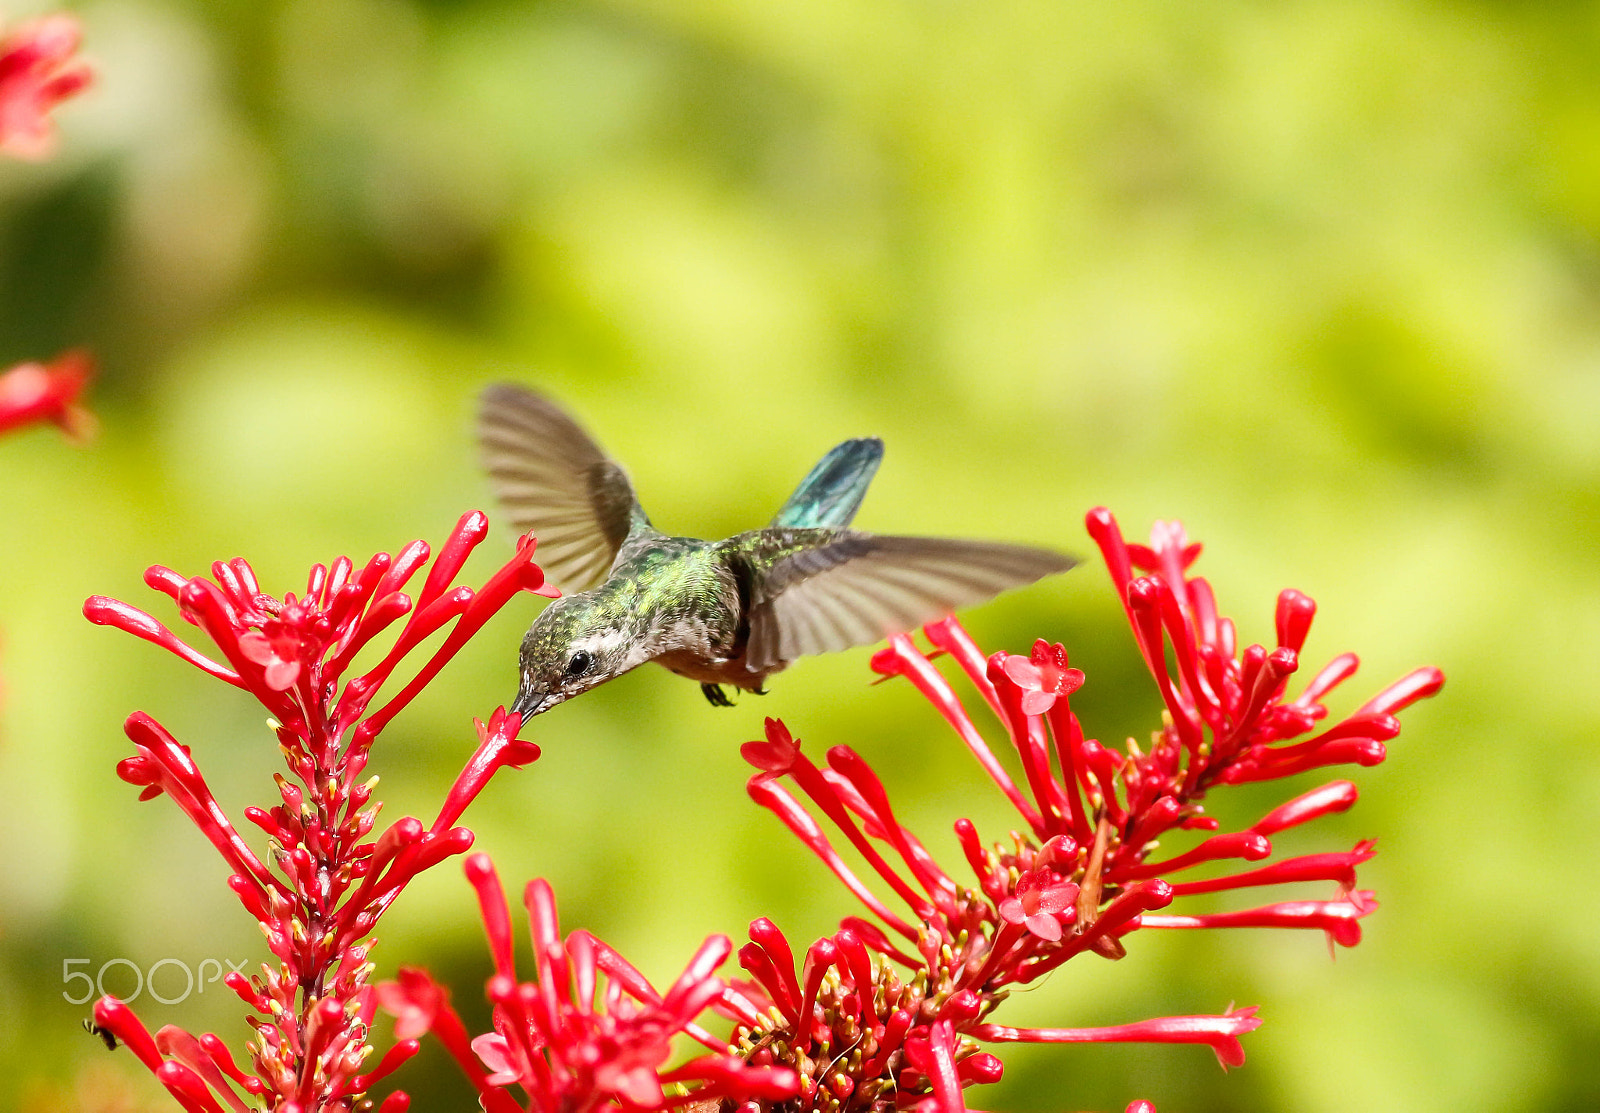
top-left (0, 350), bottom-right (94, 441)
top-left (0, 13), bottom-right (91, 160)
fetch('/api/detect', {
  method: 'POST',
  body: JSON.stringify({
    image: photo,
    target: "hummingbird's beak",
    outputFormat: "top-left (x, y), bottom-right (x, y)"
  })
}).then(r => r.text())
top-left (511, 687), bottom-right (552, 718)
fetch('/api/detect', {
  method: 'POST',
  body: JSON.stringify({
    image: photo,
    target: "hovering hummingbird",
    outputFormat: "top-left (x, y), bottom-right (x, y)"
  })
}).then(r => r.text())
top-left (479, 383), bottom-right (1074, 718)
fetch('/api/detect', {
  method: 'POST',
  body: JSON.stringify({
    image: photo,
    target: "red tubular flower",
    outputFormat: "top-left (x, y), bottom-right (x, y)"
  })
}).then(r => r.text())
top-left (0, 13), bottom-right (91, 160)
top-left (732, 508), bottom-right (1443, 1113)
top-left (1000, 640), bottom-right (1084, 716)
top-left (84, 515), bottom-right (554, 1111)
top-left (380, 854), bottom-right (800, 1113)
top-left (997, 865), bottom-right (1079, 942)
top-left (0, 350), bottom-right (93, 439)
top-left (433, 707), bottom-right (539, 835)
top-left (974, 1007), bottom-right (1262, 1071)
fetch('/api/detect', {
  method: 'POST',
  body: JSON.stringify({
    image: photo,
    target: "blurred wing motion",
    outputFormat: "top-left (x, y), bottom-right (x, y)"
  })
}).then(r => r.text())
top-left (770, 437), bottom-right (884, 530)
top-left (745, 534), bottom-right (1075, 671)
top-left (478, 383), bottom-right (648, 593)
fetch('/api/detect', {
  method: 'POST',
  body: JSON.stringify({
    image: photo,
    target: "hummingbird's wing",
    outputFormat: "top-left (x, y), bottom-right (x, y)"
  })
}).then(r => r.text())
top-left (744, 533), bottom-right (1074, 671)
top-left (478, 383), bottom-right (649, 593)
top-left (769, 438), bottom-right (884, 530)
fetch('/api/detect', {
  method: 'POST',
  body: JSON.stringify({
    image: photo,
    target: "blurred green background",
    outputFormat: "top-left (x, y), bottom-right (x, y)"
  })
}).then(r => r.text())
top-left (0, 0), bottom-right (1591, 1109)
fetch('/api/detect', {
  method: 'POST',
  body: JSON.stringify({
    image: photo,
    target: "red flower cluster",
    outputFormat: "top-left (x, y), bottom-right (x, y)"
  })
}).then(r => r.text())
top-left (81, 499), bottom-right (1442, 1113)
top-left (83, 513), bottom-right (553, 1112)
top-left (0, 349), bottom-right (93, 440)
top-left (723, 507), bottom-right (1443, 1113)
top-left (380, 855), bottom-right (800, 1113)
top-left (0, 12), bottom-right (91, 160)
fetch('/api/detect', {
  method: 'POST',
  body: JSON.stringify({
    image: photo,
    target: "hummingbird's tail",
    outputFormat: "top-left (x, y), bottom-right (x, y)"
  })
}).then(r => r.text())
top-left (770, 437), bottom-right (884, 530)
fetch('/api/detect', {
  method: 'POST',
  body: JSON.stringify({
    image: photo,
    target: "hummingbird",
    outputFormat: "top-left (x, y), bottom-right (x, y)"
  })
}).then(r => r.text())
top-left (479, 383), bottom-right (1075, 718)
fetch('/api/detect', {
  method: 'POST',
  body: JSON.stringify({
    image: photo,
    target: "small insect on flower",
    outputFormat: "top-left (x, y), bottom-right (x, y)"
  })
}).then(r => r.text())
top-left (82, 1017), bottom-right (118, 1051)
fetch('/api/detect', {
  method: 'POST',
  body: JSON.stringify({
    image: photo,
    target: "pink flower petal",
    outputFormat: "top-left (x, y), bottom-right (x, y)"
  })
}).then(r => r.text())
top-left (1019, 688), bottom-right (1057, 716)
top-left (471, 1032), bottom-right (518, 1085)
top-left (1002, 655), bottom-right (1043, 688)
top-left (1024, 913), bottom-right (1063, 942)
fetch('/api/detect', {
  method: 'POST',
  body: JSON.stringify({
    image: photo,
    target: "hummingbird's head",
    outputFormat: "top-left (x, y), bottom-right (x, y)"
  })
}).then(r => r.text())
top-left (510, 593), bottom-right (640, 717)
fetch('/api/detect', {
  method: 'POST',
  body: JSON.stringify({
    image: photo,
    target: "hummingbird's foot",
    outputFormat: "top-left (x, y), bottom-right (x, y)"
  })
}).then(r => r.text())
top-left (701, 683), bottom-right (735, 708)
top-left (752, 684), bottom-right (768, 695)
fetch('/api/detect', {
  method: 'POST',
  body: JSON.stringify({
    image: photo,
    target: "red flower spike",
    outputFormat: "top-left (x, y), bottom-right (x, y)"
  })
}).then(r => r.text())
top-left (919, 618), bottom-right (987, 682)
top-left (1125, 794), bottom-right (1182, 850)
top-left (144, 564), bottom-right (192, 601)
top-left (1042, 699), bottom-right (1093, 841)
top-left (1218, 737), bottom-right (1387, 783)
top-left (1086, 507), bottom-right (1135, 602)
top-left (1126, 1102), bottom-right (1158, 1113)
top-left (1295, 650), bottom-right (1359, 707)
top-left (0, 16), bottom-right (92, 160)
top-left (88, 515), bottom-right (551, 1110)
top-left (372, 539), bottom-right (429, 600)
top-left (417, 513), bottom-right (488, 607)
top-left (937, 988), bottom-right (982, 1025)
top-left (119, 712), bottom-right (280, 899)
top-left (731, 509), bottom-right (1441, 1113)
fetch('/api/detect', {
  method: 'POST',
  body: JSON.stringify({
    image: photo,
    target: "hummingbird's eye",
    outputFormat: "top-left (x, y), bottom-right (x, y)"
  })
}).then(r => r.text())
top-left (565, 650), bottom-right (593, 678)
